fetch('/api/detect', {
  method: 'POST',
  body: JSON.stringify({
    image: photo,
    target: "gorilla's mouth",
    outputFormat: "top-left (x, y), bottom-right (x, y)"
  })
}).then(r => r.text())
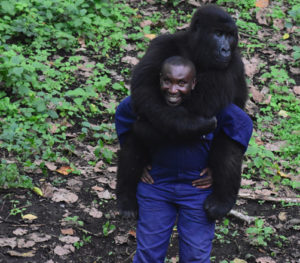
top-left (215, 54), bottom-right (231, 65)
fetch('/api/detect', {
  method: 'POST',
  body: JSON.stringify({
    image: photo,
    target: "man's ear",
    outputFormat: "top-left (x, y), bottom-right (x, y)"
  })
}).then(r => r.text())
top-left (192, 78), bottom-right (196, 90)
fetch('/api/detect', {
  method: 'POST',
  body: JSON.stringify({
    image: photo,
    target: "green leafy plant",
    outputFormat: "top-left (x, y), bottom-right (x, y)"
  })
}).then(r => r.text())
top-left (94, 139), bottom-right (115, 164)
top-left (0, 161), bottom-right (33, 189)
top-left (74, 235), bottom-right (92, 249)
top-left (64, 216), bottom-right (84, 227)
top-left (102, 220), bottom-right (116, 236)
top-left (246, 218), bottom-right (274, 246)
top-left (9, 200), bottom-right (26, 217)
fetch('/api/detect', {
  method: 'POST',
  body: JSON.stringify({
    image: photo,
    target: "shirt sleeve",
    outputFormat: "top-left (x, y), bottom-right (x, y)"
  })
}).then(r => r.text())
top-left (216, 104), bottom-right (253, 152)
top-left (115, 96), bottom-right (137, 146)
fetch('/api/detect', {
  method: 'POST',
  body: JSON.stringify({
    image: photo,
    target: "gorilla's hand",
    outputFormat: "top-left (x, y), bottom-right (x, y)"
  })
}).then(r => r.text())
top-left (118, 197), bottom-right (138, 219)
top-left (196, 116), bottom-right (217, 133)
top-left (204, 194), bottom-right (236, 220)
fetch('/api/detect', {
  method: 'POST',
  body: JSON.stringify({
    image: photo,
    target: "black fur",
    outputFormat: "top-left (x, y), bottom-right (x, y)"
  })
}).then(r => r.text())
top-left (116, 133), bottom-right (148, 218)
top-left (117, 5), bottom-right (248, 219)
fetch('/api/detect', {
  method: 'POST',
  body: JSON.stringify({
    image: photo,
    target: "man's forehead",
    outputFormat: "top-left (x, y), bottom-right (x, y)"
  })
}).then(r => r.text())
top-left (162, 64), bottom-right (193, 74)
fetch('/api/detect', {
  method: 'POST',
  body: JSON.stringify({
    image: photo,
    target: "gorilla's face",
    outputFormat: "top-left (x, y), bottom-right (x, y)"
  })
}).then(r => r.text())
top-left (160, 64), bottom-right (196, 107)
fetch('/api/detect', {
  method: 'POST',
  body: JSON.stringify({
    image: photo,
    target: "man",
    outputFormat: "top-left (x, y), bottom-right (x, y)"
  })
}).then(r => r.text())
top-left (115, 56), bottom-right (252, 262)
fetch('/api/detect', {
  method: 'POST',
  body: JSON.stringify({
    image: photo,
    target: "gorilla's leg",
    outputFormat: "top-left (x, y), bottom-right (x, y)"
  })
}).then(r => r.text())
top-left (116, 133), bottom-right (148, 218)
top-left (204, 131), bottom-right (244, 220)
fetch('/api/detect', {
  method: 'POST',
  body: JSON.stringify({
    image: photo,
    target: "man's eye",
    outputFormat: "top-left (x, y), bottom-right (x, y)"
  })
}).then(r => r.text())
top-left (215, 30), bottom-right (223, 37)
top-left (179, 81), bottom-right (186, 86)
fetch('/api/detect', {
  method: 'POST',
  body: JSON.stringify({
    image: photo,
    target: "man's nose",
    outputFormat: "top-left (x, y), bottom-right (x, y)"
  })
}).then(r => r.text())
top-left (169, 85), bottom-right (178, 94)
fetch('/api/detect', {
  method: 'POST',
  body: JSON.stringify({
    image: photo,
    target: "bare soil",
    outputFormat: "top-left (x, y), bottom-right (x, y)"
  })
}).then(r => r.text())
top-left (1, 1), bottom-right (300, 263)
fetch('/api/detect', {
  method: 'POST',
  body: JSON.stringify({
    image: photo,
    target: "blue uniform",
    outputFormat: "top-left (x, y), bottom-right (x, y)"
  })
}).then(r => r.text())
top-left (115, 96), bottom-right (253, 263)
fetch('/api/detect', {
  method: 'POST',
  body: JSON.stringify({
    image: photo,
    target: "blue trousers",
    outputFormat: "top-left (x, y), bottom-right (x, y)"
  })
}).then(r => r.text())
top-left (133, 182), bottom-right (215, 263)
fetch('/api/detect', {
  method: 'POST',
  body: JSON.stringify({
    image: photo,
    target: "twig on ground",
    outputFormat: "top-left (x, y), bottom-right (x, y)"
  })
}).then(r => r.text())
top-left (77, 226), bottom-right (102, 237)
top-left (238, 192), bottom-right (300, 204)
top-left (124, 250), bottom-right (136, 263)
top-left (229, 209), bottom-right (256, 224)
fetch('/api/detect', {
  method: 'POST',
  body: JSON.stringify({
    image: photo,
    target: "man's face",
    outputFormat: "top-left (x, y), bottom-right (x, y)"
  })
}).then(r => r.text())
top-left (160, 64), bottom-right (196, 107)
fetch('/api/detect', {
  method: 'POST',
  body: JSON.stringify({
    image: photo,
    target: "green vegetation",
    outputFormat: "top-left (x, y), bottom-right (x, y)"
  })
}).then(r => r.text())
top-left (0, 0), bottom-right (299, 262)
top-left (0, 0), bottom-right (139, 187)
top-left (246, 218), bottom-right (274, 247)
top-left (102, 220), bottom-right (116, 236)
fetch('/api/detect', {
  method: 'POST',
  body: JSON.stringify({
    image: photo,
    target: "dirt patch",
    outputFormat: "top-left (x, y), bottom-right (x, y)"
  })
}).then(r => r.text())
top-left (0, 172), bottom-right (299, 262)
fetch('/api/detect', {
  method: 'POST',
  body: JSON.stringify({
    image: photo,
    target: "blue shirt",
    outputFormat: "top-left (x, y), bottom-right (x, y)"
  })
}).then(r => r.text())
top-left (115, 96), bottom-right (252, 184)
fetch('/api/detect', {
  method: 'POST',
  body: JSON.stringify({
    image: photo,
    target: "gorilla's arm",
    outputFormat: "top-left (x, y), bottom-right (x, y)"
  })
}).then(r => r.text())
top-left (131, 34), bottom-right (217, 139)
top-left (232, 52), bottom-right (248, 109)
top-left (133, 119), bottom-right (166, 145)
top-left (116, 132), bottom-right (149, 218)
top-left (133, 114), bottom-right (216, 144)
top-left (204, 131), bottom-right (244, 220)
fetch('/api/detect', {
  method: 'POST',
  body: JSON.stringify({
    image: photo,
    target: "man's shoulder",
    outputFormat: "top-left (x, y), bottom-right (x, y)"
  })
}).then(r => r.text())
top-left (219, 103), bottom-right (251, 122)
top-left (116, 96), bottom-right (136, 119)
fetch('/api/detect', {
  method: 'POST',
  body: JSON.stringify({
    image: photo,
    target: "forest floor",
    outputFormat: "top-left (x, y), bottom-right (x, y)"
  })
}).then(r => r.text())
top-left (0, 0), bottom-right (299, 263)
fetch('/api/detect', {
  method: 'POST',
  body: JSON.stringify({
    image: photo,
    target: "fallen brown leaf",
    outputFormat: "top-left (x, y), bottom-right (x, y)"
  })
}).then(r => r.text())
top-left (250, 86), bottom-right (264, 103)
top-left (255, 0), bottom-right (269, 8)
top-left (241, 179), bottom-right (256, 186)
top-left (278, 212), bottom-right (287, 221)
top-left (92, 185), bottom-right (105, 192)
top-left (45, 162), bottom-right (57, 171)
top-left (256, 256), bottom-right (276, 263)
top-left (96, 190), bottom-right (113, 199)
top-left (128, 229), bottom-right (136, 238)
top-left (256, 8), bottom-right (270, 25)
top-left (0, 237), bottom-right (17, 249)
top-left (89, 207), bottom-right (103, 218)
top-left (67, 178), bottom-right (83, 192)
top-left (293, 86), bottom-right (300, 95)
top-left (52, 189), bottom-right (78, 203)
top-left (78, 37), bottom-right (86, 48)
top-left (243, 57), bottom-right (261, 78)
top-left (27, 232), bottom-right (51, 243)
top-left (121, 56), bottom-right (139, 66)
top-left (94, 160), bottom-right (104, 172)
top-left (13, 228), bottom-right (28, 236)
top-left (17, 239), bottom-right (35, 248)
top-left (107, 166), bottom-right (117, 173)
top-left (144, 33), bottom-right (156, 40)
top-left (41, 182), bottom-right (54, 198)
top-left (255, 137), bottom-right (264, 146)
top-left (188, 0), bottom-right (201, 7)
top-left (48, 123), bottom-right (58, 134)
top-left (233, 258), bottom-right (247, 263)
top-left (108, 179), bottom-right (116, 190)
top-left (56, 166), bottom-right (74, 175)
top-left (114, 235), bottom-right (128, 245)
top-left (140, 20), bottom-right (152, 28)
top-left (59, 236), bottom-right (80, 244)
top-left (61, 228), bottom-right (74, 235)
top-left (54, 244), bottom-right (75, 256)
top-left (277, 170), bottom-right (290, 178)
top-left (273, 18), bottom-right (285, 30)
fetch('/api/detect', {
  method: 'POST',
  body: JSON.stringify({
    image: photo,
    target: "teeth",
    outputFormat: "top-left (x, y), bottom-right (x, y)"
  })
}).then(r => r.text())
top-left (168, 97), bottom-right (179, 102)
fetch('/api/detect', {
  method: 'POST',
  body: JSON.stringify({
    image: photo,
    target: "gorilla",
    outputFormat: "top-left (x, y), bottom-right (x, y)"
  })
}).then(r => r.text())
top-left (116, 5), bottom-right (248, 219)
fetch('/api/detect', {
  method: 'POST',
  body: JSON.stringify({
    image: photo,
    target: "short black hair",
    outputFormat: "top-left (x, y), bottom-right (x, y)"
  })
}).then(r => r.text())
top-left (161, 56), bottom-right (196, 76)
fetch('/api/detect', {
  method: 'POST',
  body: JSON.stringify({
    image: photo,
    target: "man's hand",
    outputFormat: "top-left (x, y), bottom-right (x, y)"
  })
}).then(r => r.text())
top-left (192, 168), bottom-right (213, 189)
top-left (141, 165), bottom-right (154, 184)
